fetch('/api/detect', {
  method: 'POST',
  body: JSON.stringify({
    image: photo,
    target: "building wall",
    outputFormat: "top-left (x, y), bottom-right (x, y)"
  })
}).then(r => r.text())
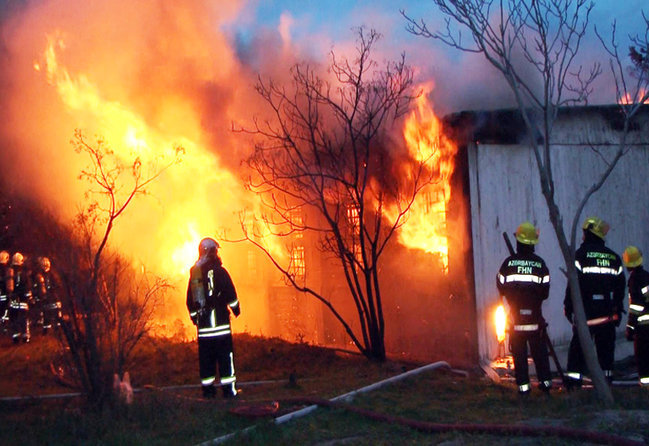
top-left (467, 107), bottom-right (649, 360)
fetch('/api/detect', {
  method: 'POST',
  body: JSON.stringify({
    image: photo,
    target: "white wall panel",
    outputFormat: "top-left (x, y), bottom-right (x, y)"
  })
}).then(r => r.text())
top-left (469, 109), bottom-right (649, 360)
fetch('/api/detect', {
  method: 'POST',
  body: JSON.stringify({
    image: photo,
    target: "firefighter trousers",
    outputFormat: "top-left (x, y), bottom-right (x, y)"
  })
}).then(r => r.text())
top-left (567, 322), bottom-right (616, 382)
top-left (634, 325), bottom-right (649, 384)
top-left (197, 333), bottom-right (237, 397)
top-left (510, 329), bottom-right (552, 391)
top-left (9, 307), bottom-right (30, 342)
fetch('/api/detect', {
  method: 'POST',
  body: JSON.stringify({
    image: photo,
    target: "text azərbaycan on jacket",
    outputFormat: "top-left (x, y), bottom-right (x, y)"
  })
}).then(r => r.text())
top-left (564, 235), bottom-right (625, 326)
top-left (497, 251), bottom-right (550, 328)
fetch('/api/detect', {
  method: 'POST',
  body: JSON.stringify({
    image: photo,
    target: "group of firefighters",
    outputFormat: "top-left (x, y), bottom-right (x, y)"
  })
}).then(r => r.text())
top-left (183, 223), bottom-right (649, 401)
top-left (498, 217), bottom-right (649, 395)
top-left (0, 250), bottom-right (61, 344)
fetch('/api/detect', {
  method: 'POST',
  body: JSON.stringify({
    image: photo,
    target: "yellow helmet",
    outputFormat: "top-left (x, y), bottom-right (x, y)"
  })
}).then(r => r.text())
top-left (0, 251), bottom-right (9, 265)
top-left (623, 246), bottom-right (643, 268)
top-left (582, 216), bottom-right (609, 239)
top-left (515, 221), bottom-right (539, 245)
top-left (11, 252), bottom-right (24, 267)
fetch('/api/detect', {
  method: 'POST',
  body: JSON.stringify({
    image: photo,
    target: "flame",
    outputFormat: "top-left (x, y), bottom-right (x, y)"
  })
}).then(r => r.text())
top-left (495, 303), bottom-right (507, 343)
top-left (28, 29), bottom-right (294, 338)
top-left (36, 33), bottom-right (238, 276)
top-left (389, 84), bottom-right (457, 271)
top-left (618, 89), bottom-right (649, 105)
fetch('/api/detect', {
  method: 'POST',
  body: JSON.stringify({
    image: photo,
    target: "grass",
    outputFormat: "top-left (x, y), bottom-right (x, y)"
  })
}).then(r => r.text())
top-left (0, 333), bottom-right (648, 445)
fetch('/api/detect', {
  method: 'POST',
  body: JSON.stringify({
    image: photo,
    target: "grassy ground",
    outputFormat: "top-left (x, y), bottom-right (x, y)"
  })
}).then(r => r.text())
top-left (0, 333), bottom-right (648, 445)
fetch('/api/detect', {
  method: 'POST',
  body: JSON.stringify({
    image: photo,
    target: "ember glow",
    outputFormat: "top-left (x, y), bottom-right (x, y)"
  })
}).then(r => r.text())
top-left (390, 84), bottom-right (458, 271)
top-left (495, 303), bottom-right (507, 344)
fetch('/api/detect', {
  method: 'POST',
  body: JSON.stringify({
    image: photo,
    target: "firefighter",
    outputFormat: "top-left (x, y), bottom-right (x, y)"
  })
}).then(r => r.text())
top-left (622, 246), bottom-right (649, 387)
top-left (564, 217), bottom-right (625, 388)
top-left (8, 252), bottom-right (32, 343)
top-left (497, 222), bottom-right (552, 395)
top-left (186, 238), bottom-right (241, 399)
top-left (33, 257), bottom-right (61, 334)
top-left (0, 250), bottom-right (12, 331)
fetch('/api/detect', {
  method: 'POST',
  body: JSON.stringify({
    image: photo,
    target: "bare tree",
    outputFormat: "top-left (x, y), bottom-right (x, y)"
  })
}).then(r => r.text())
top-left (240, 28), bottom-right (445, 361)
top-left (55, 130), bottom-right (180, 407)
top-left (404, 0), bottom-right (648, 404)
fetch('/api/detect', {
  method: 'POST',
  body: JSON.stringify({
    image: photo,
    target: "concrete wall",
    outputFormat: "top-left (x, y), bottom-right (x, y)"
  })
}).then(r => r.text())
top-left (467, 107), bottom-right (649, 360)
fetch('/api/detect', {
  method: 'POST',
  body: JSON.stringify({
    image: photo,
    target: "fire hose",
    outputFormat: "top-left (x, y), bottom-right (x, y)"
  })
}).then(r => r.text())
top-left (245, 396), bottom-right (645, 446)
top-left (200, 361), bottom-right (646, 446)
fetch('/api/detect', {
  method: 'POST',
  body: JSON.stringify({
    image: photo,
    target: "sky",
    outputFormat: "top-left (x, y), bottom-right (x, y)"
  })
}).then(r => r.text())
top-left (235, 0), bottom-right (648, 112)
top-left (1, 0), bottom-right (647, 113)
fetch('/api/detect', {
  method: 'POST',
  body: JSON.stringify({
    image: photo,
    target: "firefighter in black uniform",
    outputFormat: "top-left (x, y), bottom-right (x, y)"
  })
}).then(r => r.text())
top-left (497, 222), bottom-right (552, 395)
top-left (564, 217), bottom-right (625, 387)
top-left (33, 257), bottom-right (61, 334)
top-left (622, 246), bottom-right (649, 387)
top-left (0, 251), bottom-right (11, 330)
top-left (186, 238), bottom-right (241, 399)
top-left (9, 252), bottom-right (32, 343)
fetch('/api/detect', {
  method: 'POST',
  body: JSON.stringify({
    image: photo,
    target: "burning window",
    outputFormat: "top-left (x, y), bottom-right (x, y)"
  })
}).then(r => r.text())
top-left (346, 204), bottom-right (363, 262)
top-left (289, 245), bottom-right (305, 281)
top-left (384, 85), bottom-right (457, 274)
top-left (346, 205), bottom-right (359, 233)
top-left (289, 208), bottom-right (304, 239)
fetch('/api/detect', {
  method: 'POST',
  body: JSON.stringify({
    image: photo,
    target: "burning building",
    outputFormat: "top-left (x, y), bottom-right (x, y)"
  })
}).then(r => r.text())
top-left (0, 1), bottom-right (477, 365)
top-left (4, 1), bottom-right (646, 371)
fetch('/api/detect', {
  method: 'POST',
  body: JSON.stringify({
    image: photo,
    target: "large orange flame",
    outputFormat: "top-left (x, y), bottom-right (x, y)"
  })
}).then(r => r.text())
top-left (31, 31), bottom-right (283, 338)
top-left (390, 84), bottom-right (457, 271)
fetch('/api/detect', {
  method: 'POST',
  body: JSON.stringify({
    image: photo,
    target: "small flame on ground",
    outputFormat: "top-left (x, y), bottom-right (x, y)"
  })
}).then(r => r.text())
top-left (495, 303), bottom-right (507, 343)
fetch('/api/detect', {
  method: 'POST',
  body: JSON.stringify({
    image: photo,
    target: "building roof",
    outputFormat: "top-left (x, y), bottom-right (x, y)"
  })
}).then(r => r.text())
top-left (443, 104), bottom-right (649, 146)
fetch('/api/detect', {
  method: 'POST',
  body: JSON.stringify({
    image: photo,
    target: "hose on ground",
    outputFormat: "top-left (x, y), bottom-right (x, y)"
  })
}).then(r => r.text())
top-left (247, 397), bottom-right (646, 446)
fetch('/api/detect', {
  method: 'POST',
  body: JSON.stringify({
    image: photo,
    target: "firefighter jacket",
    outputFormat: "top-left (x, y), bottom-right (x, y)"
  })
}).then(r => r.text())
top-left (497, 245), bottom-right (550, 331)
top-left (564, 233), bottom-right (625, 326)
top-left (0, 264), bottom-right (12, 306)
top-left (626, 265), bottom-right (649, 335)
top-left (9, 266), bottom-right (32, 311)
top-left (33, 269), bottom-right (61, 311)
top-left (186, 255), bottom-right (240, 339)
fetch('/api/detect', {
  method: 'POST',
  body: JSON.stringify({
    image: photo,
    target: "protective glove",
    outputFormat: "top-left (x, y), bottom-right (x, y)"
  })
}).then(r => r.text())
top-left (615, 313), bottom-right (622, 327)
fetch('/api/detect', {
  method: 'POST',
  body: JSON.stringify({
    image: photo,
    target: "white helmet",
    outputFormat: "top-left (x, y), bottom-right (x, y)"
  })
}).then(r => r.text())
top-left (198, 238), bottom-right (220, 258)
top-left (0, 251), bottom-right (9, 265)
top-left (39, 256), bottom-right (51, 272)
top-left (11, 252), bottom-right (24, 267)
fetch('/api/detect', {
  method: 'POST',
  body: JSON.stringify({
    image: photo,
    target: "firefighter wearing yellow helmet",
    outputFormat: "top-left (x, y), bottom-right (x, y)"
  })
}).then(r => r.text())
top-left (186, 238), bottom-right (241, 399)
top-left (8, 252), bottom-right (32, 343)
top-left (564, 217), bottom-right (625, 389)
top-left (0, 250), bottom-right (12, 328)
top-left (622, 246), bottom-right (649, 386)
top-left (497, 222), bottom-right (552, 395)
